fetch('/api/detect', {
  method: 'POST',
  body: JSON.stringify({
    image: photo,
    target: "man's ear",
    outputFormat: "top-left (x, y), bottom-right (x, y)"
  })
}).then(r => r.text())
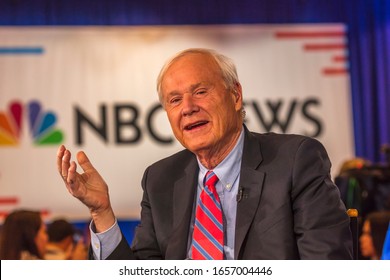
top-left (233, 82), bottom-right (243, 108)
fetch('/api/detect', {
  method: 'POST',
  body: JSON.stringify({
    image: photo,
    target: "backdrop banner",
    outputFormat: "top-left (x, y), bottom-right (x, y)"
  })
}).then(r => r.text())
top-left (0, 24), bottom-right (354, 220)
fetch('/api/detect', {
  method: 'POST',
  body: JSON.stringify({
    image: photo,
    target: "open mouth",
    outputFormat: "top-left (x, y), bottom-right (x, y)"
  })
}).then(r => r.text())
top-left (184, 121), bottom-right (209, 131)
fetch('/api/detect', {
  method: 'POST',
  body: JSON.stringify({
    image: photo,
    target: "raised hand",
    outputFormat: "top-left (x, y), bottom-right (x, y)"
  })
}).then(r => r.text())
top-left (56, 145), bottom-right (115, 232)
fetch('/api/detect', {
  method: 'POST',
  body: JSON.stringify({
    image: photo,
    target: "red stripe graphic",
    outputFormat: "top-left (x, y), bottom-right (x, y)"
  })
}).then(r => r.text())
top-left (333, 55), bottom-right (348, 62)
top-left (304, 43), bottom-right (346, 51)
top-left (323, 68), bottom-right (348, 75)
top-left (275, 31), bottom-right (345, 38)
top-left (274, 28), bottom-right (348, 77)
top-left (0, 197), bottom-right (19, 204)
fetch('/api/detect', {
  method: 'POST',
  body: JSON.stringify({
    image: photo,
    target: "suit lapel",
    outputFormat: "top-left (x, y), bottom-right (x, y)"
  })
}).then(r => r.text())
top-left (165, 156), bottom-right (198, 259)
top-left (234, 128), bottom-right (265, 259)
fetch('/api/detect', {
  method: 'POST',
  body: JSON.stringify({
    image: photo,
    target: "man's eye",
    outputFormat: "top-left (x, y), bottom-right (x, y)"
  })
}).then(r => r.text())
top-left (195, 90), bottom-right (207, 95)
top-left (170, 98), bottom-right (181, 104)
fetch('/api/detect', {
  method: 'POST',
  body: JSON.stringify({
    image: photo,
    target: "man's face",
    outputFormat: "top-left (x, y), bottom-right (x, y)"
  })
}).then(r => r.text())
top-left (160, 53), bottom-right (242, 155)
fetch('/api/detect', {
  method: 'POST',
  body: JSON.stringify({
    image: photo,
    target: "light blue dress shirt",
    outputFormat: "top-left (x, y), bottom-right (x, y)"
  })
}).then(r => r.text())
top-left (90, 126), bottom-right (244, 260)
top-left (189, 127), bottom-right (244, 259)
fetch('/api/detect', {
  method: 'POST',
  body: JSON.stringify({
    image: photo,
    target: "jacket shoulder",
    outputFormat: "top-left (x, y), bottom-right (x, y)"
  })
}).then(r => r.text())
top-left (249, 131), bottom-right (321, 148)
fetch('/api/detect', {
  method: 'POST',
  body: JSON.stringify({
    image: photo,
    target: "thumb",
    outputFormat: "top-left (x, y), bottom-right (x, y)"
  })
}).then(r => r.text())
top-left (76, 151), bottom-right (96, 173)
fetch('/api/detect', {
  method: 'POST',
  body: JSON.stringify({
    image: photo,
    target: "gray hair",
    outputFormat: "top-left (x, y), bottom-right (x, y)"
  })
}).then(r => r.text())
top-left (156, 48), bottom-right (240, 105)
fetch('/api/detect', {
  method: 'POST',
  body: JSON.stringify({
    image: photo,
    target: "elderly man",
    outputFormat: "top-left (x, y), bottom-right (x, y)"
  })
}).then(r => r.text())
top-left (57, 48), bottom-right (352, 260)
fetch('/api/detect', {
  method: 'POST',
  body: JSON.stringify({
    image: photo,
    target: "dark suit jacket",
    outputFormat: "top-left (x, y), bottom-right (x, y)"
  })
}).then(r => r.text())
top-left (107, 127), bottom-right (353, 259)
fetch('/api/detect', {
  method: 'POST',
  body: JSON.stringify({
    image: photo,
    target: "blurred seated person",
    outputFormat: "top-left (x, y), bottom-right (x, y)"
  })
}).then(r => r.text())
top-left (0, 209), bottom-right (48, 260)
top-left (45, 218), bottom-right (87, 260)
top-left (334, 157), bottom-right (373, 212)
top-left (337, 157), bottom-right (372, 177)
top-left (360, 211), bottom-right (390, 259)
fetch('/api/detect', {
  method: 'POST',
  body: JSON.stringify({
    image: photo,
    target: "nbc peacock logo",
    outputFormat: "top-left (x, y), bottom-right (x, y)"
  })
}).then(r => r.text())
top-left (0, 100), bottom-right (64, 146)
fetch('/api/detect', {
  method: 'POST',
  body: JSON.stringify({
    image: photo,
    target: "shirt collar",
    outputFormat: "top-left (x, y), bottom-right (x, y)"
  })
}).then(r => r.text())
top-left (197, 126), bottom-right (244, 191)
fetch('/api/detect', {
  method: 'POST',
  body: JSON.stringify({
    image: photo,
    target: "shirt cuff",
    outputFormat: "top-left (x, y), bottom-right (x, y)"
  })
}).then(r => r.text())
top-left (89, 219), bottom-right (122, 260)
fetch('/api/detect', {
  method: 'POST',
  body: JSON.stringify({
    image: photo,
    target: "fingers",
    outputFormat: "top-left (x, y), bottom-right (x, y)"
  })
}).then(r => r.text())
top-left (57, 145), bottom-right (71, 181)
top-left (67, 161), bottom-right (77, 185)
top-left (77, 151), bottom-right (95, 173)
top-left (57, 145), bottom-right (77, 184)
top-left (56, 145), bottom-right (65, 174)
top-left (61, 149), bottom-right (71, 180)
top-left (58, 146), bottom-right (93, 177)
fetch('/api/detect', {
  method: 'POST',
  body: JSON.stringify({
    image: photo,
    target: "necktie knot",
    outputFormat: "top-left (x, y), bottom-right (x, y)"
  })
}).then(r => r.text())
top-left (205, 170), bottom-right (219, 191)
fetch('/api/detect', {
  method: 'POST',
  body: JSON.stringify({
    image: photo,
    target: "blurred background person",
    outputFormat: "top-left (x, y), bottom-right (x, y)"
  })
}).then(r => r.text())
top-left (45, 218), bottom-right (87, 260)
top-left (0, 209), bottom-right (48, 260)
top-left (359, 211), bottom-right (390, 260)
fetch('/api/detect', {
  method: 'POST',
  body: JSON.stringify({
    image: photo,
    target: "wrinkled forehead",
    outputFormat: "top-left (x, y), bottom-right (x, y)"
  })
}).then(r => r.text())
top-left (169, 52), bottom-right (219, 72)
top-left (162, 53), bottom-right (222, 85)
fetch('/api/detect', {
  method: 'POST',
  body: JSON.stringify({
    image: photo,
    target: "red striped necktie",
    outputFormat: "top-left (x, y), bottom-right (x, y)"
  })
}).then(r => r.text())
top-left (192, 170), bottom-right (224, 260)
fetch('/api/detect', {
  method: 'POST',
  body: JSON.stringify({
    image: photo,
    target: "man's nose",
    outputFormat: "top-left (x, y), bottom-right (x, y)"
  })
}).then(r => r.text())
top-left (182, 94), bottom-right (199, 116)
